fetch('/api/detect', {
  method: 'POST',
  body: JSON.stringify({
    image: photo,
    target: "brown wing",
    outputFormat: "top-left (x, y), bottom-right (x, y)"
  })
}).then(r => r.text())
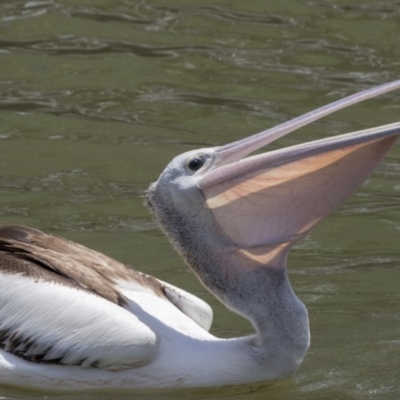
top-left (0, 225), bottom-right (164, 306)
top-left (0, 225), bottom-right (212, 336)
top-left (0, 227), bottom-right (164, 370)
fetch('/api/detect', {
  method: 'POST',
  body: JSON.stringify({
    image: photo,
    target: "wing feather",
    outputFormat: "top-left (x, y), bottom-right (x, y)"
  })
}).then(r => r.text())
top-left (0, 253), bottom-right (157, 370)
top-left (0, 225), bottom-right (164, 305)
top-left (0, 225), bottom-right (212, 367)
top-left (161, 281), bottom-right (213, 331)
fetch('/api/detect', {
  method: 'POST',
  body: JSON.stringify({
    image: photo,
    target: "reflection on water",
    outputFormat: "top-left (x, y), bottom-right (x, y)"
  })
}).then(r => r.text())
top-left (1, 0), bottom-right (400, 399)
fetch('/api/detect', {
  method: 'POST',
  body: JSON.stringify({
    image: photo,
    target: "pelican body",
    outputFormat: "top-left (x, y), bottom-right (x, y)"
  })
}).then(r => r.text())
top-left (0, 81), bottom-right (399, 390)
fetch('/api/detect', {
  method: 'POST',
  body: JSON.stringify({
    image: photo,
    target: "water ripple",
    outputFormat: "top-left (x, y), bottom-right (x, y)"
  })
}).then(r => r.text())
top-left (154, 5), bottom-right (295, 26)
top-left (0, 0), bottom-right (58, 22)
top-left (0, 85), bottom-right (281, 129)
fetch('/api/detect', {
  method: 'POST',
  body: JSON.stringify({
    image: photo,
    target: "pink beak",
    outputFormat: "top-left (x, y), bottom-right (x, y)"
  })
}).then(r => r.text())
top-left (199, 80), bottom-right (400, 267)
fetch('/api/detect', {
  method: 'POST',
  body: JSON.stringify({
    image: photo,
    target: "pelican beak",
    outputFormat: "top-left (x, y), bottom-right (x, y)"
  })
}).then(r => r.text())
top-left (199, 81), bottom-right (400, 266)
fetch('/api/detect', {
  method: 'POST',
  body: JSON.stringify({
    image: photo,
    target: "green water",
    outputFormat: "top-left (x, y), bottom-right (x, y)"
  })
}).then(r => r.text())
top-left (1, 0), bottom-right (400, 399)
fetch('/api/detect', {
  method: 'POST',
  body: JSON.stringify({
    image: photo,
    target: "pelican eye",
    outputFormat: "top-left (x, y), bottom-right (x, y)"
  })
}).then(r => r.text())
top-left (185, 154), bottom-right (208, 174)
top-left (188, 158), bottom-right (203, 171)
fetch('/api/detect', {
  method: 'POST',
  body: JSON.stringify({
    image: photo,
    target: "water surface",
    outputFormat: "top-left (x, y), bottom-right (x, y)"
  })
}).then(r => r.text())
top-left (1, 1), bottom-right (400, 399)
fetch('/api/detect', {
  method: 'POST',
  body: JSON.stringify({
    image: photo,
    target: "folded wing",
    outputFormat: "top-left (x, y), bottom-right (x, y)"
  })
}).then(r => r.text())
top-left (0, 252), bottom-right (157, 370)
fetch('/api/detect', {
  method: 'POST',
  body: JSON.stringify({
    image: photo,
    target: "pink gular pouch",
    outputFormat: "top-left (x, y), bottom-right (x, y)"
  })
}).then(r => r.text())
top-left (198, 80), bottom-right (400, 268)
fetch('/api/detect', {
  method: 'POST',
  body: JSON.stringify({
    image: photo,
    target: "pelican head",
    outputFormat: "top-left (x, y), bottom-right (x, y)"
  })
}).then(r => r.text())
top-left (147, 81), bottom-right (400, 276)
top-left (146, 81), bottom-right (400, 359)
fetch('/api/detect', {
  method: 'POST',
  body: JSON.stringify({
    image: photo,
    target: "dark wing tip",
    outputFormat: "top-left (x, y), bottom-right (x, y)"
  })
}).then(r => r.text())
top-left (0, 225), bottom-right (44, 244)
